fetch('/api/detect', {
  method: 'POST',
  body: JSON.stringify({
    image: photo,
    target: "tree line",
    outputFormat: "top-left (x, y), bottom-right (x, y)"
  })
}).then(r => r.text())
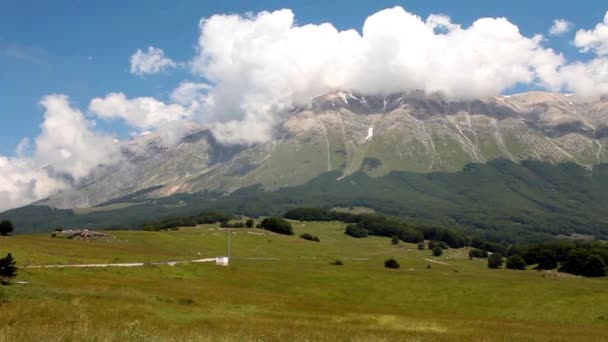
top-left (284, 207), bottom-right (469, 247)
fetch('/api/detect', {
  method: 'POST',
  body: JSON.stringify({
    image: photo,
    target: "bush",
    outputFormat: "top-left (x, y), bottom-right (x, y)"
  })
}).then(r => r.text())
top-left (488, 253), bottom-right (504, 269)
top-left (0, 253), bottom-right (17, 284)
top-left (300, 233), bottom-right (320, 242)
top-left (0, 220), bottom-right (14, 236)
top-left (384, 258), bottom-right (400, 269)
top-left (432, 246), bottom-right (443, 257)
top-left (391, 236), bottom-right (399, 245)
top-left (260, 217), bottom-right (294, 235)
top-left (417, 241), bottom-right (426, 250)
top-left (330, 259), bottom-right (343, 266)
top-left (428, 240), bottom-right (448, 250)
top-left (506, 254), bottom-right (527, 270)
top-left (345, 224), bottom-right (368, 238)
top-left (468, 248), bottom-right (489, 259)
top-left (245, 219), bottom-right (254, 228)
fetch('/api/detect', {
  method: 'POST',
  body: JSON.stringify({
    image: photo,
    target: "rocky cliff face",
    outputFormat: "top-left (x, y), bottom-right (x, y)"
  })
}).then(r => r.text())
top-left (41, 91), bottom-right (608, 209)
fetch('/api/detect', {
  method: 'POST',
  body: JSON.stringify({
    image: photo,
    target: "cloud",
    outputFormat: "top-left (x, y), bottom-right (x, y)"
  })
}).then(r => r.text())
top-left (189, 7), bottom-right (565, 144)
top-left (574, 12), bottom-right (608, 55)
top-left (549, 19), bottom-right (573, 36)
top-left (89, 92), bottom-right (190, 130)
top-left (170, 81), bottom-right (211, 105)
top-left (560, 57), bottom-right (608, 95)
top-left (0, 95), bottom-right (121, 212)
top-left (129, 46), bottom-right (176, 75)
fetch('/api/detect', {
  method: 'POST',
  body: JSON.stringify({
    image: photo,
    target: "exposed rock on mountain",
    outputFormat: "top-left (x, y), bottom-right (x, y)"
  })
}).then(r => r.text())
top-left (40, 91), bottom-right (608, 209)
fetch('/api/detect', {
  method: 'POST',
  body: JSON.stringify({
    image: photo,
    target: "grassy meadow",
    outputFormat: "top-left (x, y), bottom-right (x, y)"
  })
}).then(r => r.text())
top-left (0, 221), bottom-right (607, 341)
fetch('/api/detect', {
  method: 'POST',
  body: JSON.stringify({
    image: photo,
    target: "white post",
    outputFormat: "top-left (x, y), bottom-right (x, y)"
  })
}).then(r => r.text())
top-left (227, 227), bottom-right (231, 264)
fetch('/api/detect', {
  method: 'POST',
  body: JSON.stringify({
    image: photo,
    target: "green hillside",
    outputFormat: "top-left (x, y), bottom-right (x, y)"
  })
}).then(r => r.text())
top-left (3, 160), bottom-right (608, 243)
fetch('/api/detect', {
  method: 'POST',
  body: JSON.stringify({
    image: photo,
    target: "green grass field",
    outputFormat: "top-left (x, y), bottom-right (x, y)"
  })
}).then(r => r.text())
top-left (1, 221), bottom-right (607, 341)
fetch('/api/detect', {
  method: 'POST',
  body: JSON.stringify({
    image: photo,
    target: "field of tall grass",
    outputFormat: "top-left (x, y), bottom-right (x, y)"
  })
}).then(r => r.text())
top-left (0, 221), bottom-right (606, 341)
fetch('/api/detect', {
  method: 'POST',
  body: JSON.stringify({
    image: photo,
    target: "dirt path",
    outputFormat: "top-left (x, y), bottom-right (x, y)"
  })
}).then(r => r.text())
top-left (424, 258), bottom-right (451, 265)
top-left (24, 258), bottom-right (217, 269)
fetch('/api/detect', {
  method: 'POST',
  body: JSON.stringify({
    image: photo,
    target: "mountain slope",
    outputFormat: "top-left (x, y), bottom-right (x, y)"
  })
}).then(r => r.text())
top-left (35, 91), bottom-right (608, 209)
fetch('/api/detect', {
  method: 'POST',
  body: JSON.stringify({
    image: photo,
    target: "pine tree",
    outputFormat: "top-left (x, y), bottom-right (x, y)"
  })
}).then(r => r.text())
top-left (0, 253), bottom-right (17, 284)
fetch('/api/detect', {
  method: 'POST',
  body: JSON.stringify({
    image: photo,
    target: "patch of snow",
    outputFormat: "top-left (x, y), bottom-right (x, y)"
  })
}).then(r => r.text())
top-left (565, 93), bottom-right (574, 97)
top-left (337, 91), bottom-right (349, 104)
top-left (364, 127), bottom-right (374, 141)
top-left (382, 99), bottom-right (387, 112)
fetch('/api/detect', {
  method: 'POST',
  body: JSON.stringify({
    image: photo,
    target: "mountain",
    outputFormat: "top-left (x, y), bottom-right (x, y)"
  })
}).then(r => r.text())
top-left (39, 90), bottom-right (608, 209)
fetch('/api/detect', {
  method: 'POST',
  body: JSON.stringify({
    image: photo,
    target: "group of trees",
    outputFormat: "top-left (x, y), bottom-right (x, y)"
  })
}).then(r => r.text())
top-left (142, 212), bottom-right (233, 231)
top-left (285, 208), bottom-right (468, 247)
top-left (220, 219), bottom-right (255, 229)
top-left (471, 240), bottom-right (607, 277)
top-left (521, 241), bottom-right (607, 277)
top-left (260, 217), bottom-right (294, 235)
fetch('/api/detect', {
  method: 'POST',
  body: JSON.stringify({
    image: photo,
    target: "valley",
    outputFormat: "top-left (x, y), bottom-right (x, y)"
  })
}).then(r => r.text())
top-left (1, 221), bottom-right (607, 341)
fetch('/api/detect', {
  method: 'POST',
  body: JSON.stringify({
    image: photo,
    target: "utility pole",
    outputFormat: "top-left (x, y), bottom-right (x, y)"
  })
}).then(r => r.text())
top-left (227, 227), bottom-right (231, 263)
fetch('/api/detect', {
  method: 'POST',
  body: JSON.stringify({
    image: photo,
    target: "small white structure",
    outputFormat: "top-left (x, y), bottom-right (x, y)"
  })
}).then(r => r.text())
top-left (216, 256), bottom-right (229, 266)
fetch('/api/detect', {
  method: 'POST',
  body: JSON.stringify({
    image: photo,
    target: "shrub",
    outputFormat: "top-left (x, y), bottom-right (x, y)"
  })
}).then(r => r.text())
top-left (391, 236), bottom-right (399, 245)
top-left (506, 254), bottom-right (527, 270)
top-left (330, 259), bottom-right (343, 266)
top-left (488, 253), bottom-right (504, 269)
top-left (345, 224), bottom-right (368, 238)
top-left (417, 241), bottom-right (426, 250)
top-left (0, 253), bottom-right (17, 284)
top-left (468, 248), bottom-right (489, 259)
top-left (300, 233), bottom-right (320, 242)
top-left (432, 246), bottom-right (443, 257)
top-left (245, 219), bottom-right (254, 228)
top-left (260, 217), bottom-right (294, 235)
top-left (385, 258), bottom-right (400, 269)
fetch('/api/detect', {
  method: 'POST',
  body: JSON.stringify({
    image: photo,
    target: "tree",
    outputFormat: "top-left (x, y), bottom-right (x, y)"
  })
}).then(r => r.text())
top-left (417, 241), bottom-right (426, 250)
top-left (488, 253), bottom-right (504, 269)
top-left (391, 236), bottom-right (399, 245)
top-left (260, 217), bottom-right (294, 235)
top-left (345, 224), bottom-right (368, 238)
top-left (560, 249), bottom-right (590, 275)
top-left (536, 249), bottom-right (558, 270)
top-left (384, 258), bottom-right (400, 269)
top-left (0, 220), bottom-right (14, 236)
top-left (245, 219), bottom-right (254, 228)
top-left (0, 253), bottom-right (17, 284)
top-left (506, 254), bottom-right (527, 270)
top-left (432, 246), bottom-right (443, 257)
top-left (581, 254), bottom-right (606, 277)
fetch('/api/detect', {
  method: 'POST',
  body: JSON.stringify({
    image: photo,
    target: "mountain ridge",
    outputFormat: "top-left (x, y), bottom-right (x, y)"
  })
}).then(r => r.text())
top-left (28, 90), bottom-right (608, 209)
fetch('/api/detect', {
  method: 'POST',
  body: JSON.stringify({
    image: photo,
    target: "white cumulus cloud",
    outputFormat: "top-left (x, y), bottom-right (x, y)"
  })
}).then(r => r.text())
top-left (189, 7), bottom-right (565, 144)
top-left (89, 92), bottom-right (190, 130)
top-left (129, 46), bottom-right (176, 75)
top-left (574, 11), bottom-right (608, 55)
top-left (549, 19), bottom-right (573, 36)
top-left (0, 95), bottom-right (121, 211)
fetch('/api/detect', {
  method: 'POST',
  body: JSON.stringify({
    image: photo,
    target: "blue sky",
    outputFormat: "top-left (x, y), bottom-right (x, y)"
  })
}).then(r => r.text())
top-left (1, 0), bottom-right (606, 155)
